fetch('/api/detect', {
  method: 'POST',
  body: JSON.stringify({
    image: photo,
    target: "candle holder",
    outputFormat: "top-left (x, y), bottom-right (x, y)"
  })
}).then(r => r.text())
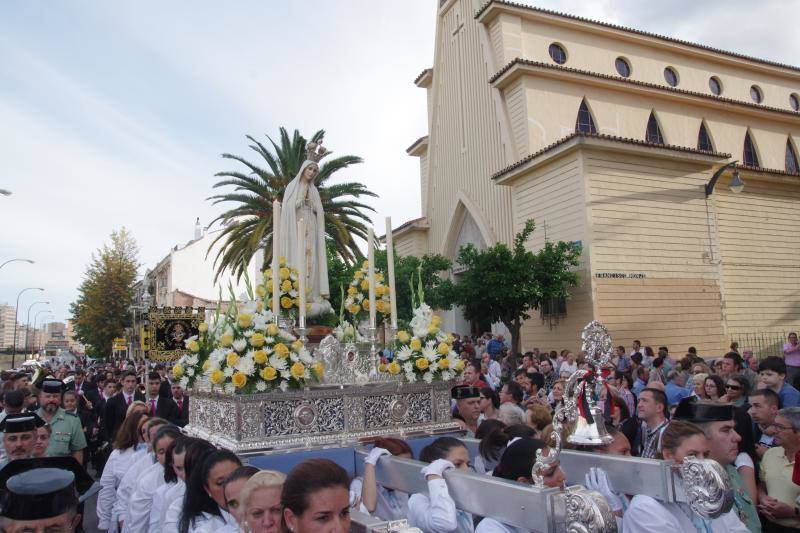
top-left (367, 326), bottom-right (379, 377)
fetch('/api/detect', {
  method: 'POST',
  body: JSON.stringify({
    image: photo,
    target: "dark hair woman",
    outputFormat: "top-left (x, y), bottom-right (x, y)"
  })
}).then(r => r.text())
top-left (476, 423), bottom-right (535, 474)
top-left (478, 387), bottom-right (500, 422)
top-left (359, 437), bottom-right (414, 521)
top-left (408, 437), bottom-right (472, 532)
top-left (179, 448), bottom-right (242, 533)
top-left (703, 374), bottom-right (726, 401)
top-left (97, 412), bottom-right (148, 530)
top-left (162, 438), bottom-right (215, 532)
top-left (282, 458), bottom-right (352, 533)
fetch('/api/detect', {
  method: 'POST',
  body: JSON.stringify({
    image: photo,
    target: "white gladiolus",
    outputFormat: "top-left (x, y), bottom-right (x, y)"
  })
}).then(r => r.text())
top-left (233, 339), bottom-right (247, 352)
top-left (255, 381), bottom-right (267, 391)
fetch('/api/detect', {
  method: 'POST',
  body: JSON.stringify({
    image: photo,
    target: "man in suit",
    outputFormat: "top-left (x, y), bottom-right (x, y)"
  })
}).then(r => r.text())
top-left (72, 369), bottom-right (99, 413)
top-left (170, 382), bottom-right (189, 427)
top-left (145, 371), bottom-right (180, 424)
top-left (102, 371), bottom-right (144, 442)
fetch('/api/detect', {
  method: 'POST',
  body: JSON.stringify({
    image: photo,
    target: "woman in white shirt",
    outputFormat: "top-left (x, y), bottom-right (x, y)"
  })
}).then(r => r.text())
top-left (127, 424), bottom-right (182, 532)
top-left (475, 437), bottom-right (566, 533)
top-left (97, 412), bottom-right (148, 531)
top-left (623, 420), bottom-right (749, 533)
top-left (282, 459), bottom-right (353, 533)
top-left (239, 470), bottom-right (286, 533)
top-left (178, 448), bottom-right (241, 533)
top-left (150, 435), bottom-right (192, 533)
top-left (162, 439), bottom-right (217, 533)
top-left (407, 436), bottom-right (473, 533)
top-left (359, 437), bottom-right (414, 520)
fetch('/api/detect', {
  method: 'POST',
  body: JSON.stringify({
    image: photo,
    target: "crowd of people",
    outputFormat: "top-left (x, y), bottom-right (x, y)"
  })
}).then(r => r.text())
top-left (1, 332), bottom-right (800, 532)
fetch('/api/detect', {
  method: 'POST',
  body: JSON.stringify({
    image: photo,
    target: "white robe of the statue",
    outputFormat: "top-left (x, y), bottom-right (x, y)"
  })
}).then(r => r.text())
top-left (279, 159), bottom-right (329, 303)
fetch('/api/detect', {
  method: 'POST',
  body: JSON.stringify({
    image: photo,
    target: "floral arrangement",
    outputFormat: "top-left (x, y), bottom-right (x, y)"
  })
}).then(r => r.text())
top-left (172, 275), bottom-right (323, 394)
top-left (379, 302), bottom-right (464, 383)
top-left (344, 261), bottom-right (392, 324)
top-left (334, 320), bottom-right (363, 343)
top-left (257, 256), bottom-right (306, 318)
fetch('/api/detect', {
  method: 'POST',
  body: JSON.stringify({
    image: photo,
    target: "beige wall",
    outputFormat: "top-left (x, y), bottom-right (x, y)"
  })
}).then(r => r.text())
top-left (394, 229), bottom-right (429, 259)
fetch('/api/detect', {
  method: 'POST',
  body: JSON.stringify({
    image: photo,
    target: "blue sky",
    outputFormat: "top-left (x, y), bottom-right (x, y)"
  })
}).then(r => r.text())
top-left (1, 0), bottom-right (797, 327)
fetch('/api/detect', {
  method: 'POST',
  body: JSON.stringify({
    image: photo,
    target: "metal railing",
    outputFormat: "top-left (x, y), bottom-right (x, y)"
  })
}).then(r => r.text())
top-left (733, 331), bottom-right (793, 358)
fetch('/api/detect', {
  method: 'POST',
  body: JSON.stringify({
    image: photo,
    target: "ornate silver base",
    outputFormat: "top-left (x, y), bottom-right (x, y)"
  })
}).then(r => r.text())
top-left (185, 380), bottom-right (459, 453)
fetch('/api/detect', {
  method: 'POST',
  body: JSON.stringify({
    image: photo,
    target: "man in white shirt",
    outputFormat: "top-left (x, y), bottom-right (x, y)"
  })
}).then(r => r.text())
top-left (481, 352), bottom-right (501, 390)
top-left (636, 388), bottom-right (669, 458)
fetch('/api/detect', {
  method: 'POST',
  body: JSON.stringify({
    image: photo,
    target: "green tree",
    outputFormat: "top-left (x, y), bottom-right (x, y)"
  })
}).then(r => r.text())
top-left (70, 228), bottom-right (140, 357)
top-left (444, 220), bottom-right (580, 355)
top-left (208, 128), bottom-right (377, 281)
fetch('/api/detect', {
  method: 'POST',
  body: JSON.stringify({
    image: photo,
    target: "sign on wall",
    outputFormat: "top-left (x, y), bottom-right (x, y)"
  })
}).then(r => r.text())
top-left (145, 306), bottom-right (205, 362)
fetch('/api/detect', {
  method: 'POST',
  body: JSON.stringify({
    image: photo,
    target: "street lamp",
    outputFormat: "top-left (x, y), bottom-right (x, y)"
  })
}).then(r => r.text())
top-left (705, 160), bottom-right (745, 197)
top-left (24, 300), bottom-right (49, 357)
top-left (32, 309), bottom-right (52, 356)
top-left (0, 258), bottom-right (35, 270)
top-left (12, 287), bottom-right (44, 367)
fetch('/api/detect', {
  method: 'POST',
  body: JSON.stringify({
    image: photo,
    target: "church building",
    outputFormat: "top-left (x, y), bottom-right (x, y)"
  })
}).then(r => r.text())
top-left (392, 0), bottom-right (800, 355)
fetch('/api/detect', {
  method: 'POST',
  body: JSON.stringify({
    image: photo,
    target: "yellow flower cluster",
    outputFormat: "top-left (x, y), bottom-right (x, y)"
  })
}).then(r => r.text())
top-left (344, 262), bottom-right (391, 319)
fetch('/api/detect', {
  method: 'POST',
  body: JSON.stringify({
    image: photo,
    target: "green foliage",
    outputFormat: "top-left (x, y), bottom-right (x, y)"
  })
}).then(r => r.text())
top-left (444, 220), bottom-right (580, 355)
top-left (69, 228), bottom-right (140, 357)
top-left (207, 128), bottom-right (377, 281)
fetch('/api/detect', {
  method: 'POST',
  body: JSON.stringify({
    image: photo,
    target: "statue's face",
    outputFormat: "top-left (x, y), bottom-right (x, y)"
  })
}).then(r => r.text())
top-left (302, 163), bottom-right (318, 182)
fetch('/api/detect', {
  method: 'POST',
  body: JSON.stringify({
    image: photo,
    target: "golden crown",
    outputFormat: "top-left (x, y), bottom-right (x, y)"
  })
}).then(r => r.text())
top-left (306, 141), bottom-right (332, 164)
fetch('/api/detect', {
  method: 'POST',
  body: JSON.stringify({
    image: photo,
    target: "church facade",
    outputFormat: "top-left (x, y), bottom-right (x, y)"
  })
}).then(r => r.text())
top-left (393, 0), bottom-right (800, 355)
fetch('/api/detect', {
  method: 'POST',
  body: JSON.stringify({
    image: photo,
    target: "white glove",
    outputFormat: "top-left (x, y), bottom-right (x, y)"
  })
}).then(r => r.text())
top-left (584, 467), bottom-right (623, 512)
top-left (365, 447), bottom-right (391, 466)
top-left (421, 459), bottom-right (455, 478)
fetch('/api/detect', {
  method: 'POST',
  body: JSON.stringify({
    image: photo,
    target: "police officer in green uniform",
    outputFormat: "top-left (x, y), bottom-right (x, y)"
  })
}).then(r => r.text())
top-left (36, 379), bottom-right (87, 463)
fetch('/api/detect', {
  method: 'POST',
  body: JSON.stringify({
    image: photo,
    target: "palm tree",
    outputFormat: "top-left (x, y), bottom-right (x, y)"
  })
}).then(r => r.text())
top-left (207, 128), bottom-right (377, 281)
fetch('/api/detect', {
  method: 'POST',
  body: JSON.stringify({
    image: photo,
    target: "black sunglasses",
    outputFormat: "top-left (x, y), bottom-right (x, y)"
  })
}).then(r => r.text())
top-left (725, 384), bottom-right (741, 390)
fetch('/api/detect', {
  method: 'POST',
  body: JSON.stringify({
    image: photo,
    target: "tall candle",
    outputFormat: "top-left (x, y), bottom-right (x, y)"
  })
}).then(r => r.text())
top-left (297, 218), bottom-right (306, 328)
top-left (367, 227), bottom-right (376, 328)
top-left (271, 199), bottom-right (281, 321)
top-left (385, 217), bottom-right (398, 329)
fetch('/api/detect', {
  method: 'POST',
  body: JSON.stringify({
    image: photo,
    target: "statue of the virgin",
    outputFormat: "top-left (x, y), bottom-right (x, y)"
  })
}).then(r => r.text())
top-left (278, 142), bottom-right (332, 317)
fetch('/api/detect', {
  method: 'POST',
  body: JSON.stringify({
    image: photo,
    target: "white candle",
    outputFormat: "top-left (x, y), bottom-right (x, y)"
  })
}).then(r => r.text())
top-left (368, 227), bottom-right (376, 328)
top-left (385, 217), bottom-right (398, 329)
top-left (272, 199), bottom-right (281, 321)
top-left (297, 218), bottom-right (306, 328)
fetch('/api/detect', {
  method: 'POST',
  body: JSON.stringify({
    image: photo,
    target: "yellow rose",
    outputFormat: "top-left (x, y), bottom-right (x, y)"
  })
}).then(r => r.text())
top-left (187, 340), bottom-right (200, 353)
top-left (279, 267), bottom-right (290, 280)
top-left (360, 279), bottom-right (370, 291)
top-left (446, 334), bottom-right (454, 345)
top-left (375, 300), bottom-right (386, 314)
top-left (210, 369), bottom-right (225, 384)
top-left (290, 362), bottom-right (306, 380)
top-left (226, 352), bottom-right (240, 367)
top-left (232, 372), bottom-right (247, 389)
top-left (431, 315), bottom-right (442, 327)
top-left (291, 340), bottom-right (303, 352)
top-left (250, 332), bottom-right (266, 348)
top-left (375, 284), bottom-right (386, 297)
top-left (172, 364), bottom-right (184, 378)
top-left (454, 360), bottom-right (466, 372)
top-left (415, 358), bottom-right (429, 370)
top-left (347, 286), bottom-right (358, 295)
top-left (267, 323), bottom-right (279, 336)
top-left (253, 350), bottom-right (267, 364)
top-left (202, 360), bottom-right (211, 372)
top-left (220, 333), bottom-right (233, 347)
top-left (238, 313), bottom-right (253, 329)
top-left (354, 270), bottom-right (364, 280)
top-left (198, 322), bottom-right (208, 333)
top-left (348, 304), bottom-right (361, 314)
top-left (362, 260), bottom-right (369, 269)
top-left (274, 343), bottom-right (289, 358)
top-left (439, 358), bottom-right (450, 370)
top-left (263, 268), bottom-right (273, 278)
top-left (378, 362), bottom-right (388, 373)
top-left (396, 330), bottom-right (410, 343)
top-left (255, 284), bottom-right (267, 298)
top-left (388, 362), bottom-right (401, 375)
top-left (410, 338), bottom-right (422, 351)
top-left (312, 362), bottom-right (325, 379)
top-left (278, 256), bottom-right (287, 267)
top-left (281, 279), bottom-right (293, 292)
top-left (260, 366), bottom-right (278, 381)
top-left (280, 296), bottom-right (293, 309)
top-left (362, 300), bottom-right (370, 310)
top-left (256, 300), bottom-right (264, 313)
top-left (427, 324), bottom-right (440, 335)
top-left (437, 342), bottom-right (450, 356)
top-left (375, 273), bottom-right (384, 282)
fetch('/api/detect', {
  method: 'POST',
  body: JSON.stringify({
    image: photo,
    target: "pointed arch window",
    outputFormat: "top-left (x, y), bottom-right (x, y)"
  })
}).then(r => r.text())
top-left (698, 122), bottom-right (713, 151)
top-left (787, 139), bottom-right (799, 174)
top-left (645, 112), bottom-right (664, 145)
top-left (575, 99), bottom-right (597, 134)
top-left (743, 131), bottom-right (760, 167)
